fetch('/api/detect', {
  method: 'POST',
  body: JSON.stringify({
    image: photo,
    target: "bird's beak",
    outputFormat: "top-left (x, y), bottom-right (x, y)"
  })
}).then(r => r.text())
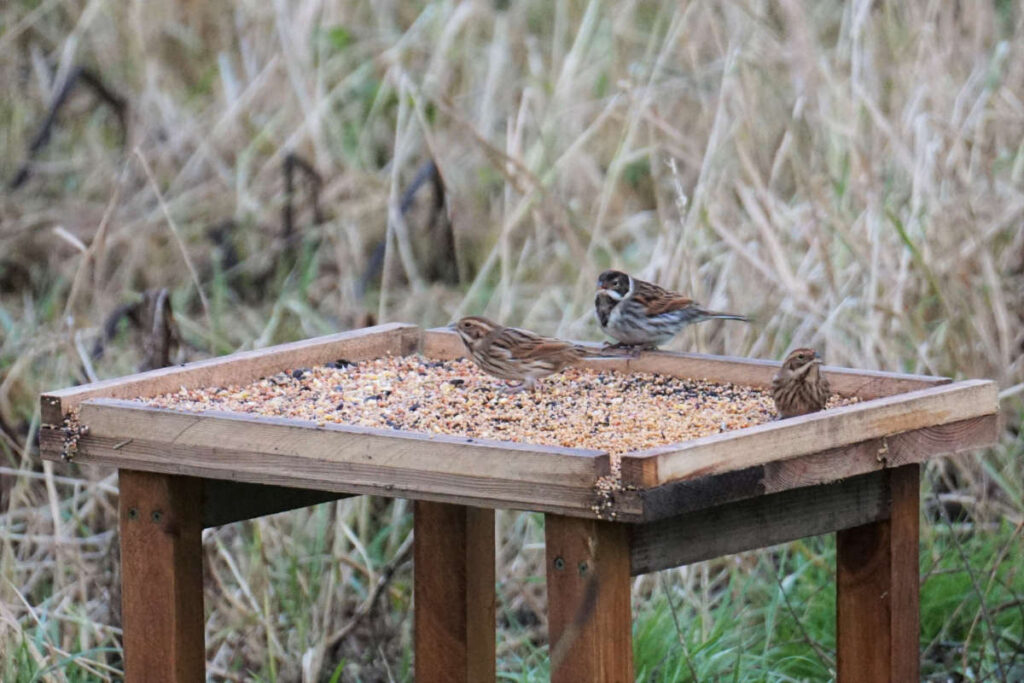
top-left (446, 322), bottom-right (457, 331)
top-left (813, 351), bottom-right (823, 364)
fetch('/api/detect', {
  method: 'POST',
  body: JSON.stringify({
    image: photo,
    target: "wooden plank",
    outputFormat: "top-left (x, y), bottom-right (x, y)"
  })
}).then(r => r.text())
top-left (40, 323), bottom-right (418, 425)
top-left (201, 480), bottom-right (351, 528)
top-left (39, 401), bottom-right (613, 518)
top-left (69, 401), bottom-right (607, 484)
top-left (619, 352), bottom-right (947, 400)
top-left (38, 395), bottom-right (994, 523)
top-left (422, 327), bottom-right (948, 399)
top-left (629, 470), bottom-right (890, 575)
top-left (760, 414), bottom-right (999, 492)
top-left (414, 502), bottom-right (495, 683)
top-left (119, 470), bottom-right (205, 682)
top-left (545, 515), bottom-right (633, 683)
top-left (41, 430), bottom-right (610, 518)
top-left (422, 327), bottom-right (466, 359)
top-left (621, 380), bottom-right (997, 488)
top-left (837, 465), bottom-right (920, 682)
top-left (635, 415), bottom-right (997, 521)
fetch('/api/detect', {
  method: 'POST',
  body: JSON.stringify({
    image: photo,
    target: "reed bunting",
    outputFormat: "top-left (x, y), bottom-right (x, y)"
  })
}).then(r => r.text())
top-left (771, 348), bottom-right (831, 418)
top-left (452, 316), bottom-right (626, 392)
top-left (594, 270), bottom-right (748, 349)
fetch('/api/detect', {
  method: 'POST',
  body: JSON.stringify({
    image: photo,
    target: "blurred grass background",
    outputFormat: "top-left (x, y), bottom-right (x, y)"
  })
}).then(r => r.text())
top-left (1, 0), bottom-right (1023, 680)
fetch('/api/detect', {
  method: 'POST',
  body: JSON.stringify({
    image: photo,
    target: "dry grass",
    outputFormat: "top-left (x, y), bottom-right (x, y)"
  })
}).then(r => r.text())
top-left (1, 0), bottom-right (1023, 680)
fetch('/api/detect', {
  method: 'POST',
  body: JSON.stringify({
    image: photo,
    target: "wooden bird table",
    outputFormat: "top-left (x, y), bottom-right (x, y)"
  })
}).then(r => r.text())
top-left (39, 323), bottom-right (999, 682)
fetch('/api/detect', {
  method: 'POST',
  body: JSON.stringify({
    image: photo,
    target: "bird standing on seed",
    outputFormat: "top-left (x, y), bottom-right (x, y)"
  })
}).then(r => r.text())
top-left (594, 270), bottom-right (749, 349)
top-left (772, 348), bottom-right (831, 418)
top-left (452, 316), bottom-right (626, 392)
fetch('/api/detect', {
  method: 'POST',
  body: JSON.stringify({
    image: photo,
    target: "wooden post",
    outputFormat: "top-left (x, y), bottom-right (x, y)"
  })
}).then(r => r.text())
top-left (545, 515), bottom-right (633, 683)
top-left (836, 464), bottom-right (920, 682)
top-left (118, 470), bottom-right (205, 682)
top-left (413, 501), bottom-right (496, 683)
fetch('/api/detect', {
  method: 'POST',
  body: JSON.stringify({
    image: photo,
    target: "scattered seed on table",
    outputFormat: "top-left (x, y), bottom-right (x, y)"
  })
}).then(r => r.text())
top-left (140, 355), bottom-right (856, 473)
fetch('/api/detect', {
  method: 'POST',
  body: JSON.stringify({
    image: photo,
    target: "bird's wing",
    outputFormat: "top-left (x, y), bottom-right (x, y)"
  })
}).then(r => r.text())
top-left (594, 293), bottom-right (615, 327)
top-left (485, 327), bottom-right (564, 360)
top-left (631, 280), bottom-right (698, 316)
top-left (517, 337), bottom-right (577, 361)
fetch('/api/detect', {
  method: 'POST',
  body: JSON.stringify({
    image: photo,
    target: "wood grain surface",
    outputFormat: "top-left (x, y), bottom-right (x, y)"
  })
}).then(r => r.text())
top-left (41, 323), bottom-right (418, 424)
top-left (119, 470), bottom-right (205, 682)
top-left (545, 515), bottom-right (633, 683)
top-left (414, 501), bottom-right (495, 683)
top-left (621, 379), bottom-right (997, 487)
top-left (836, 465), bottom-right (920, 682)
top-left (629, 470), bottom-right (890, 574)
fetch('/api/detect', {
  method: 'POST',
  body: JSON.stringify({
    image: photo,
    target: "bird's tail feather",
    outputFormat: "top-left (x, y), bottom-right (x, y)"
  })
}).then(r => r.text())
top-left (575, 345), bottom-right (636, 359)
top-left (703, 311), bottom-right (749, 322)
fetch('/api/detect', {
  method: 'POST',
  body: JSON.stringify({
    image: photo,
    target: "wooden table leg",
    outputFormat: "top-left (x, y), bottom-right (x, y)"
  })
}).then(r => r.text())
top-left (545, 515), bottom-right (633, 683)
top-left (414, 501), bottom-right (496, 683)
top-left (118, 470), bottom-right (205, 682)
top-left (836, 464), bottom-right (920, 682)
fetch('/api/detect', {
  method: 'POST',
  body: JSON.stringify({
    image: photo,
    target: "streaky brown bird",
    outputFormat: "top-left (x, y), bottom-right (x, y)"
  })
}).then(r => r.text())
top-left (595, 269), bottom-right (748, 349)
top-left (452, 316), bottom-right (627, 392)
top-left (772, 348), bottom-right (831, 418)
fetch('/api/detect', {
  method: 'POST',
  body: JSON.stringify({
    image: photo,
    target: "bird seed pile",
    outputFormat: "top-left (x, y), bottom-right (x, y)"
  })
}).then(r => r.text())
top-left (140, 355), bottom-right (853, 467)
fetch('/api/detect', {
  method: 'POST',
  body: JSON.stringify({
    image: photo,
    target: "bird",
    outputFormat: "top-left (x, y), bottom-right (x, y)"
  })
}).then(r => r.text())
top-left (594, 270), bottom-right (748, 349)
top-left (771, 348), bottom-right (831, 418)
top-left (451, 316), bottom-right (626, 392)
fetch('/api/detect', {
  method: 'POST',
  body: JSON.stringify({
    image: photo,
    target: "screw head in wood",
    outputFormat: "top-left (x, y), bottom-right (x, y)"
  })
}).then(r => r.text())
top-left (127, 508), bottom-right (138, 520)
top-left (578, 561), bottom-right (589, 576)
top-left (554, 556), bottom-right (565, 571)
top-left (151, 509), bottom-right (163, 522)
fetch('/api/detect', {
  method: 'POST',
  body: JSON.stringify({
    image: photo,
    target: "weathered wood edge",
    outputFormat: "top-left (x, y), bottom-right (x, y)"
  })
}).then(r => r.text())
top-left (40, 322), bottom-right (419, 425)
top-left (40, 430), bottom-right (613, 518)
top-left (629, 470), bottom-right (891, 574)
top-left (43, 398), bottom-right (609, 478)
top-left (39, 400), bottom-right (620, 519)
top-left (626, 414), bottom-right (997, 522)
top-left (621, 380), bottom-right (998, 488)
top-left (421, 327), bottom-right (950, 399)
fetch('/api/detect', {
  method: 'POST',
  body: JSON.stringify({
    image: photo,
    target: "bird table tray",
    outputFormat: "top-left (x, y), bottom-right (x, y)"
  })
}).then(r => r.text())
top-left (37, 322), bottom-right (1001, 683)
top-left (39, 322), bottom-right (997, 525)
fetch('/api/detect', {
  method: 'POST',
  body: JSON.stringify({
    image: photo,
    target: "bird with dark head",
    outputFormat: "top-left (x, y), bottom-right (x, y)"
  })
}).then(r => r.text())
top-left (771, 348), bottom-right (831, 418)
top-left (594, 270), bottom-right (748, 349)
top-left (452, 316), bottom-right (625, 392)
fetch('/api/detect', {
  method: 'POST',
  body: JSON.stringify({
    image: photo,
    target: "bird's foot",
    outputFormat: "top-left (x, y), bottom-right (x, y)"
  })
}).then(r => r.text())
top-left (603, 341), bottom-right (659, 353)
top-left (501, 381), bottom-right (533, 394)
top-left (603, 341), bottom-right (641, 350)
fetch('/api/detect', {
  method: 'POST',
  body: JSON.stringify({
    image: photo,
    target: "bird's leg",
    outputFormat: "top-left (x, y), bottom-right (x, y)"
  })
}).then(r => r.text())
top-left (501, 380), bottom-right (532, 394)
top-left (603, 341), bottom-right (641, 351)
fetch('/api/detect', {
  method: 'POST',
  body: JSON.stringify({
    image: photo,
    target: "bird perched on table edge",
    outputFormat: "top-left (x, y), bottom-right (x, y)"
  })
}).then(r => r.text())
top-left (594, 269), bottom-right (749, 350)
top-left (451, 316), bottom-right (630, 393)
top-left (771, 348), bottom-right (831, 419)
